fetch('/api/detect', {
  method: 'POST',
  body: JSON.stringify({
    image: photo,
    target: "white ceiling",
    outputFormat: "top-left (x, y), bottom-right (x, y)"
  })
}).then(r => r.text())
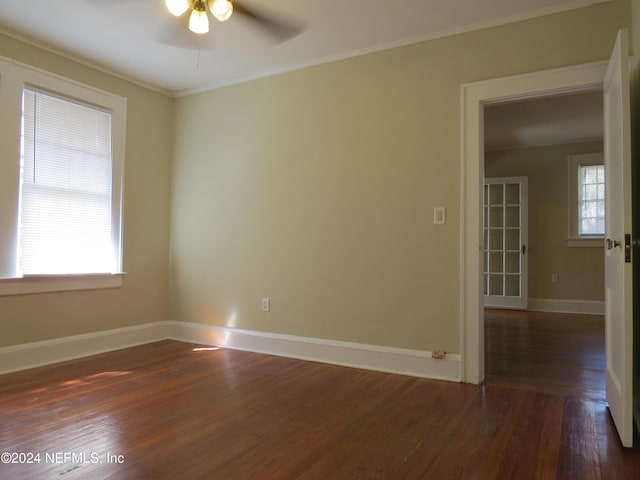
top-left (0, 0), bottom-right (610, 96)
top-left (484, 91), bottom-right (604, 150)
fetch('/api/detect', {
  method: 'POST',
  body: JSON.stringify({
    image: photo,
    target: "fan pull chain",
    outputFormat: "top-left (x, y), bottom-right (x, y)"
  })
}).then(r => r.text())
top-left (196, 37), bottom-right (202, 68)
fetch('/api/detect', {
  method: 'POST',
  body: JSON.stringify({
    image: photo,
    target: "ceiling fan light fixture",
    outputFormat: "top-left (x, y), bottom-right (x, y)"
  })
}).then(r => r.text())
top-left (189, 8), bottom-right (209, 34)
top-left (209, 0), bottom-right (233, 22)
top-left (165, 0), bottom-right (191, 17)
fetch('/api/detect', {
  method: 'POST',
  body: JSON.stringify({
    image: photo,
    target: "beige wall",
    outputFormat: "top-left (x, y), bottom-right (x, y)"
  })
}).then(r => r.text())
top-left (0, 34), bottom-right (174, 347)
top-left (171, 1), bottom-right (630, 353)
top-left (485, 142), bottom-right (604, 302)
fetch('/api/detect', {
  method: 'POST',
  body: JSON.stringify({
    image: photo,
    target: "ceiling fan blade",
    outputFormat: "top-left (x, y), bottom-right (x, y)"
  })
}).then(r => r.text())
top-left (233, 1), bottom-right (305, 43)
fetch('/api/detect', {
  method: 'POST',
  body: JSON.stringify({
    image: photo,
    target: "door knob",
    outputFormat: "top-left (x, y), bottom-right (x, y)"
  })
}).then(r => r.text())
top-left (606, 238), bottom-right (621, 250)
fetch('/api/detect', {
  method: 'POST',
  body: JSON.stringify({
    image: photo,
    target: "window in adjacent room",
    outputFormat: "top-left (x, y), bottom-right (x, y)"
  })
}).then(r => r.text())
top-left (577, 164), bottom-right (605, 237)
top-left (567, 152), bottom-right (604, 247)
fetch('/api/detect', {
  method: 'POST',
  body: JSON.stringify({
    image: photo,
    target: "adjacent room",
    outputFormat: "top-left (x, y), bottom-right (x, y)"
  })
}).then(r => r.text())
top-left (483, 91), bottom-right (606, 399)
top-left (1, 0), bottom-right (640, 478)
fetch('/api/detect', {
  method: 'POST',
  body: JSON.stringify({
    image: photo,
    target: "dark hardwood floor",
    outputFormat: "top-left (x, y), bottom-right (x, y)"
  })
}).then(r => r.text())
top-left (1, 318), bottom-right (639, 479)
top-left (484, 308), bottom-right (606, 400)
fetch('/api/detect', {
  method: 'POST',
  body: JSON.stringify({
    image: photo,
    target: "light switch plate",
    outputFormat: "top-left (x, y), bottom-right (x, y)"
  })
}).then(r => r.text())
top-left (434, 207), bottom-right (446, 225)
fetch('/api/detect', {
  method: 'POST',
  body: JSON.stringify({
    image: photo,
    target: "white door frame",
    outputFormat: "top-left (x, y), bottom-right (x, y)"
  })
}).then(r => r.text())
top-left (459, 61), bottom-right (607, 384)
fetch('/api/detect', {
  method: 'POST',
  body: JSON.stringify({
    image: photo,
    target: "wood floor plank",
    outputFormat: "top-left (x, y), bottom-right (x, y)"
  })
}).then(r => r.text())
top-left (556, 397), bottom-right (602, 479)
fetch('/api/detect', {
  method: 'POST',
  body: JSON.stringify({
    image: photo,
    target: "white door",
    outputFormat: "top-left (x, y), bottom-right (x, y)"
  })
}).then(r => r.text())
top-left (603, 29), bottom-right (633, 448)
top-left (483, 177), bottom-right (528, 309)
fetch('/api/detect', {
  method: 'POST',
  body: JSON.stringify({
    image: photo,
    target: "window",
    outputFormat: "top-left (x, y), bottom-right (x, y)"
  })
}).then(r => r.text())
top-left (0, 56), bottom-right (126, 295)
top-left (567, 153), bottom-right (604, 247)
top-left (577, 164), bottom-right (605, 236)
top-left (19, 88), bottom-right (115, 275)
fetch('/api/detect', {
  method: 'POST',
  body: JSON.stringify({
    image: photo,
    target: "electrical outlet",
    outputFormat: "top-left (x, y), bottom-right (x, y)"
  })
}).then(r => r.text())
top-left (551, 274), bottom-right (559, 283)
top-left (261, 298), bottom-right (270, 312)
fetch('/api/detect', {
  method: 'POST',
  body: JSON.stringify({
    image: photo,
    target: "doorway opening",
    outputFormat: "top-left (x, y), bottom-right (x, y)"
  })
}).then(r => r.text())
top-left (481, 91), bottom-right (606, 400)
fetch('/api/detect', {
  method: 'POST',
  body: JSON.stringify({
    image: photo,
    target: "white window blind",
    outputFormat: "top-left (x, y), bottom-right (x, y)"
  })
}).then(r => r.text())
top-left (578, 164), bottom-right (605, 237)
top-left (19, 88), bottom-right (115, 274)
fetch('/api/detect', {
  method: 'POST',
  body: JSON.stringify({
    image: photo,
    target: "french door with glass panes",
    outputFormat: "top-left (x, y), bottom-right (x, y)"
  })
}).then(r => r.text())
top-left (483, 176), bottom-right (528, 309)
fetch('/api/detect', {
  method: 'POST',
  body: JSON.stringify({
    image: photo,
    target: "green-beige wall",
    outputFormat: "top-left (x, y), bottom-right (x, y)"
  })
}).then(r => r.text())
top-left (0, 34), bottom-right (174, 347)
top-left (485, 141), bottom-right (604, 303)
top-left (170, 1), bottom-right (631, 354)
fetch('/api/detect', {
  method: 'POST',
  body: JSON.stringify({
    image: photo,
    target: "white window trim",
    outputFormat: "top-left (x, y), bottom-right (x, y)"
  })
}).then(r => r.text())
top-left (567, 152), bottom-right (604, 248)
top-left (0, 55), bottom-right (126, 296)
top-left (0, 273), bottom-right (125, 296)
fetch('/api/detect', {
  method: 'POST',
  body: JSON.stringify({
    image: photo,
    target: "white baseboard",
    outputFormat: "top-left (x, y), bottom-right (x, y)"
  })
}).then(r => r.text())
top-left (0, 322), bottom-right (168, 375)
top-left (0, 321), bottom-right (462, 382)
top-left (167, 321), bottom-right (461, 382)
top-left (528, 298), bottom-right (604, 315)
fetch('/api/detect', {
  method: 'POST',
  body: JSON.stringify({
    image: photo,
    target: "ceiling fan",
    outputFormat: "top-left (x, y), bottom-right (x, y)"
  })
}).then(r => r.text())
top-left (165, 0), bottom-right (303, 40)
top-left (85, 0), bottom-right (304, 44)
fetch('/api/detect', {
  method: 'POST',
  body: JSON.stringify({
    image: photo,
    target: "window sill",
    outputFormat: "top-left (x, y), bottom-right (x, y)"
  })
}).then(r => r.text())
top-left (567, 238), bottom-right (604, 248)
top-left (0, 273), bottom-right (126, 296)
